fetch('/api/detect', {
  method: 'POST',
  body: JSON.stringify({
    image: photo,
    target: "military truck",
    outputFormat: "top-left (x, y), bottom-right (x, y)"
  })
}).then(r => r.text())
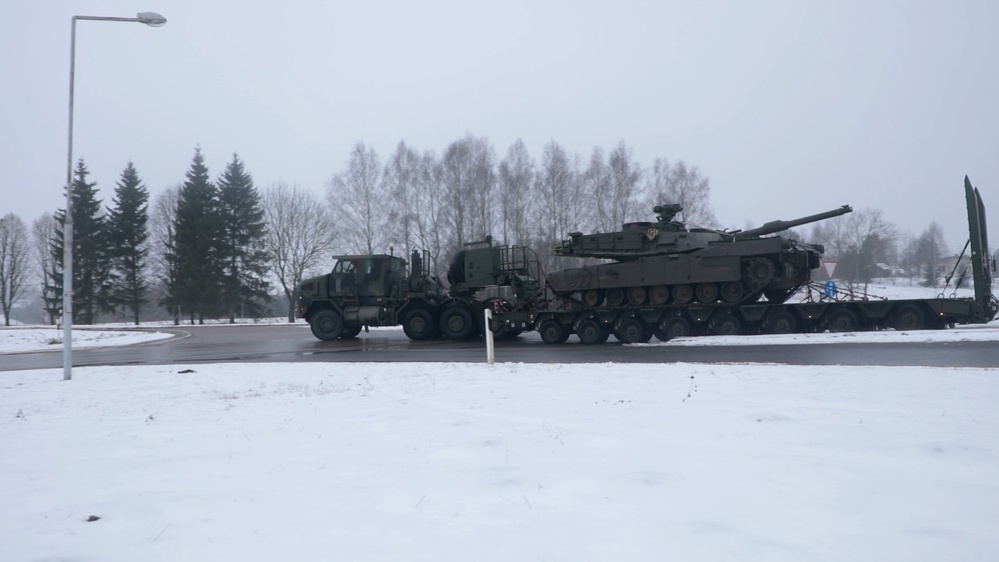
top-left (296, 242), bottom-right (543, 341)
top-left (295, 250), bottom-right (444, 341)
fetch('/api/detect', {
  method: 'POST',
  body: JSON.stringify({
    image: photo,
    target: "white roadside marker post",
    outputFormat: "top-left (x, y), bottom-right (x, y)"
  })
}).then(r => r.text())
top-left (484, 308), bottom-right (495, 365)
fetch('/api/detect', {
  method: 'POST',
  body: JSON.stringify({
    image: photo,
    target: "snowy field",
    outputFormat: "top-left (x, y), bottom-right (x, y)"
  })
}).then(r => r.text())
top-left (0, 327), bottom-right (175, 354)
top-left (2, 362), bottom-right (998, 561)
top-left (2, 280), bottom-right (997, 560)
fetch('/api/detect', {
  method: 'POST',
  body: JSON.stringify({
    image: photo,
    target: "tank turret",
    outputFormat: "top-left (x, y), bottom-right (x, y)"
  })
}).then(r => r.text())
top-left (546, 203), bottom-right (852, 307)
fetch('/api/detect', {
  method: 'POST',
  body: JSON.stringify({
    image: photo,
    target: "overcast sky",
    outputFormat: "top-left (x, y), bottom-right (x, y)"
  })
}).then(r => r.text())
top-left (2, 0), bottom-right (996, 253)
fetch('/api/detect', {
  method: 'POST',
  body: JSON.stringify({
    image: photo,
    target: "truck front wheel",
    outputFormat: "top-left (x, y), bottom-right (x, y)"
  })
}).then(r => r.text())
top-left (310, 309), bottom-right (344, 341)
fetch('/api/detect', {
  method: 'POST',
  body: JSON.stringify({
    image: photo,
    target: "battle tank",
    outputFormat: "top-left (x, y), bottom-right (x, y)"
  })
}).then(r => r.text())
top-left (546, 203), bottom-right (853, 306)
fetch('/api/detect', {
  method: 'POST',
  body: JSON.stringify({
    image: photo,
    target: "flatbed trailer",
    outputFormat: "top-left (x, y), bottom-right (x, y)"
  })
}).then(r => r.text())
top-left (490, 177), bottom-right (997, 344)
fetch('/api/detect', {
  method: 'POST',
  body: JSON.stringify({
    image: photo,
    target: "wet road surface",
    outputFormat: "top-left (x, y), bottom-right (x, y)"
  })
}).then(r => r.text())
top-left (2, 324), bottom-right (997, 371)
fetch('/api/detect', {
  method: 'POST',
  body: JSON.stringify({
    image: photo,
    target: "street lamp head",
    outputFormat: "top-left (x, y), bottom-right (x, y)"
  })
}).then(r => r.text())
top-left (136, 12), bottom-right (167, 27)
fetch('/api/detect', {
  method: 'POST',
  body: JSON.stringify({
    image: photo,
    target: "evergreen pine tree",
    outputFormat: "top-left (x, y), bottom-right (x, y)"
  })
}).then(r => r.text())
top-left (168, 147), bottom-right (223, 324)
top-left (217, 153), bottom-right (271, 322)
top-left (107, 162), bottom-right (150, 324)
top-left (46, 159), bottom-right (113, 324)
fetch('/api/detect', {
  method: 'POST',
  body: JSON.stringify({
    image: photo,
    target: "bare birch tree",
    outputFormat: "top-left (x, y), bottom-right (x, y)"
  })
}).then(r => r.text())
top-left (31, 212), bottom-right (57, 323)
top-left (584, 147), bottom-right (612, 232)
top-left (0, 213), bottom-right (31, 325)
top-left (440, 134), bottom-right (495, 250)
top-left (535, 140), bottom-right (578, 243)
top-left (383, 141), bottom-right (421, 254)
top-left (645, 159), bottom-right (717, 227)
top-left (412, 150), bottom-right (448, 278)
top-left (150, 185), bottom-right (180, 321)
top-left (263, 183), bottom-right (338, 322)
top-left (497, 138), bottom-right (534, 246)
top-left (607, 141), bottom-right (643, 225)
top-left (326, 142), bottom-right (384, 254)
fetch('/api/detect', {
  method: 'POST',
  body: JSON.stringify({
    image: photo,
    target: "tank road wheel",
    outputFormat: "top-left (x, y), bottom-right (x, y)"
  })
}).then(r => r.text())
top-left (402, 308), bottom-right (438, 340)
top-left (576, 319), bottom-right (608, 345)
top-left (655, 315), bottom-right (692, 341)
top-left (606, 288), bottom-right (625, 307)
top-left (340, 325), bottom-right (363, 339)
top-left (310, 309), bottom-right (344, 341)
top-left (695, 283), bottom-right (718, 303)
top-left (614, 318), bottom-right (646, 344)
top-left (891, 304), bottom-right (927, 331)
top-left (627, 287), bottom-right (648, 306)
top-left (824, 308), bottom-right (859, 333)
top-left (581, 289), bottom-right (603, 308)
top-left (673, 284), bottom-right (694, 304)
top-left (649, 285), bottom-right (670, 306)
top-left (539, 320), bottom-right (570, 344)
top-left (763, 310), bottom-right (798, 335)
top-left (440, 305), bottom-right (475, 340)
top-left (720, 281), bottom-right (745, 303)
top-left (708, 313), bottom-right (742, 336)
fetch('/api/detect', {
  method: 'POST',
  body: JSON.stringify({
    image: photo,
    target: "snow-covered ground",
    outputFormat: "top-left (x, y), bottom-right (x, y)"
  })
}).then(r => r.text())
top-left (0, 327), bottom-right (175, 354)
top-left (2, 362), bottom-right (997, 561)
top-left (1, 280), bottom-right (996, 560)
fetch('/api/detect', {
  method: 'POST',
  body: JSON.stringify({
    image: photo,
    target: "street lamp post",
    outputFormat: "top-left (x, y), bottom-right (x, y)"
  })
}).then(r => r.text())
top-left (64, 12), bottom-right (167, 381)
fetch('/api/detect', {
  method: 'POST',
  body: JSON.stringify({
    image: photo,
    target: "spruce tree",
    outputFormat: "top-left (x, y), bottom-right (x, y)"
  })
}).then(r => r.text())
top-left (46, 159), bottom-right (113, 324)
top-left (217, 153), bottom-right (271, 322)
top-left (107, 162), bottom-right (150, 324)
top-left (168, 147), bottom-right (223, 324)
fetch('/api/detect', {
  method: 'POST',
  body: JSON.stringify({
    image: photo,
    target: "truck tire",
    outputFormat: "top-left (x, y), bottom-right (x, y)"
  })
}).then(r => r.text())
top-left (310, 309), bottom-right (344, 341)
top-left (891, 304), bottom-right (927, 331)
top-left (655, 316), bottom-right (692, 341)
top-left (576, 319), bottom-right (608, 345)
top-left (614, 318), bottom-right (646, 343)
top-left (824, 308), bottom-right (858, 333)
top-left (440, 305), bottom-right (475, 340)
top-left (539, 320), bottom-right (569, 344)
top-left (402, 308), bottom-right (438, 340)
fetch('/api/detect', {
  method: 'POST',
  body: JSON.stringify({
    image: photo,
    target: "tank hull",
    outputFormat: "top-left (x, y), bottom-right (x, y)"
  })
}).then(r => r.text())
top-left (547, 238), bottom-right (821, 305)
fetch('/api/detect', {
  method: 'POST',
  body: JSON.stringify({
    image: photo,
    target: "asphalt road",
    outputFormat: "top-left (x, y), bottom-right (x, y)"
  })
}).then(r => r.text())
top-left (2, 324), bottom-right (997, 371)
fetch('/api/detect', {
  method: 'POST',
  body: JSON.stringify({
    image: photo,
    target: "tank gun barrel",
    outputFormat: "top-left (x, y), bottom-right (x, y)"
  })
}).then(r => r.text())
top-left (734, 205), bottom-right (853, 240)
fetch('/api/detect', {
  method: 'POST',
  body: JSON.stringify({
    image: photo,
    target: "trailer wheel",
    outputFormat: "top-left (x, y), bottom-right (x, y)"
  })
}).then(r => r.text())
top-left (655, 316), bottom-right (691, 341)
top-left (614, 318), bottom-right (646, 344)
top-left (539, 320), bottom-right (570, 344)
top-left (763, 310), bottom-right (798, 334)
top-left (824, 308), bottom-right (858, 333)
top-left (310, 309), bottom-right (344, 341)
top-left (673, 284), bottom-right (693, 304)
top-left (891, 304), bottom-right (927, 331)
top-left (576, 319), bottom-right (608, 345)
top-left (440, 305), bottom-right (475, 340)
top-left (708, 313), bottom-right (742, 336)
top-left (402, 308), bottom-right (438, 340)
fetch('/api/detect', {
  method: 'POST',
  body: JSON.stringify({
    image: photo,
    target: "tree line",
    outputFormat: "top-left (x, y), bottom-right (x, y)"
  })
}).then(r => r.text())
top-left (0, 135), bottom-right (964, 326)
